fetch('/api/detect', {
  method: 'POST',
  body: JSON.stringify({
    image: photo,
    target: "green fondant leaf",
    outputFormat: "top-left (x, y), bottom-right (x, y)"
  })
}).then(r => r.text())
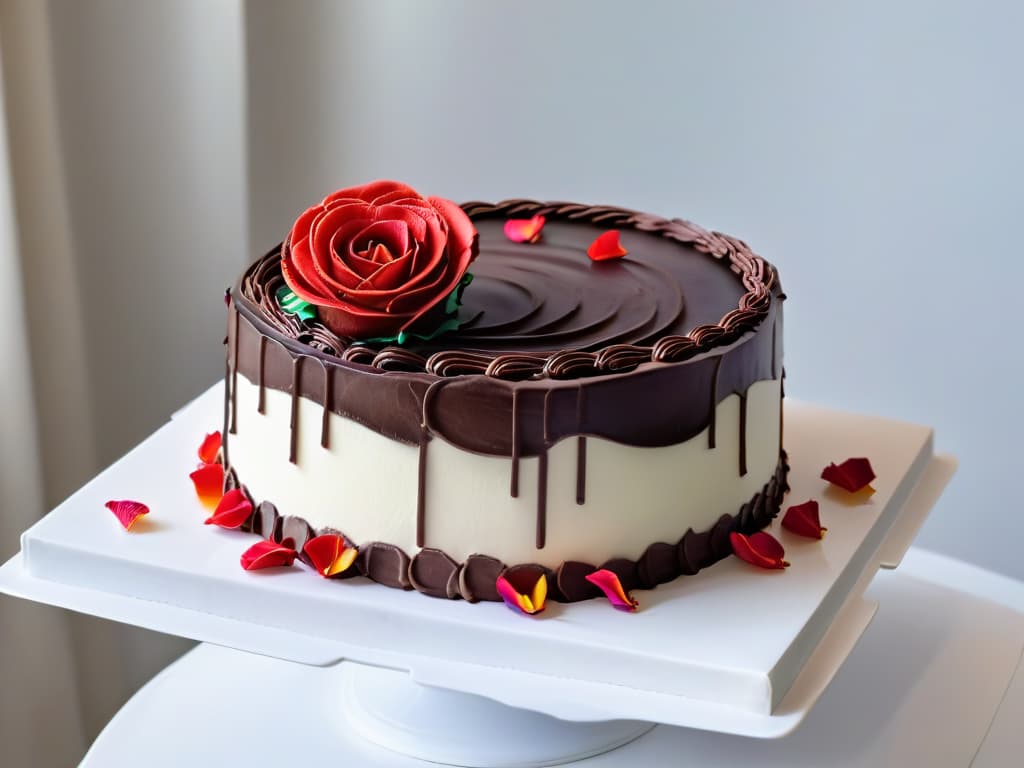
top-left (276, 285), bottom-right (317, 322)
top-left (362, 272), bottom-right (474, 347)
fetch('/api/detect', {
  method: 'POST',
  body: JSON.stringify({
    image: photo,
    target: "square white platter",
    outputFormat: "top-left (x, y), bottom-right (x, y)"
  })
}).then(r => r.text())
top-left (0, 384), bottom-right (955, 737)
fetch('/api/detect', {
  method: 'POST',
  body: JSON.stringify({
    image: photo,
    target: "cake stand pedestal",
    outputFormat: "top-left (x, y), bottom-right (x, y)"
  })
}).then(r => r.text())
top-left (70, 549), bottom-right (1024, 767)
top-left (3, 386), bottom-right (1011, 766)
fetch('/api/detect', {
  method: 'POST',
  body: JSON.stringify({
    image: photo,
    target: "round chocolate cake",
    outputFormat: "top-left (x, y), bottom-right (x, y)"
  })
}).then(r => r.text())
top-left (223, 191), bottom-right (787, 605)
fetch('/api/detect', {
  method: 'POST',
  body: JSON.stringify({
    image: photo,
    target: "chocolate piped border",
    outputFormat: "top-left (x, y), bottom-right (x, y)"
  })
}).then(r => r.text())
top-left (225, 452), bottom-right (789, 603)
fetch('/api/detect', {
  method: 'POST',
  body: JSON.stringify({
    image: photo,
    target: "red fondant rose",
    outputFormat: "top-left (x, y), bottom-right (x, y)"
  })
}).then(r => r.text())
top-left (280, 180), bottom-right (478, 339)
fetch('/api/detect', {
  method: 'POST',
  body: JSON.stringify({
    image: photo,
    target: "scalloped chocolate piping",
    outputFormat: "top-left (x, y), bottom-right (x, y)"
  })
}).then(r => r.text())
top-left (230, 453), bottom-right (789, 603)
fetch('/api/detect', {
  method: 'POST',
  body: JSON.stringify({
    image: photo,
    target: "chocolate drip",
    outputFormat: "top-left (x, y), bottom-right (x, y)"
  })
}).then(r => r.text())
top-left (575, 385), bottom-right (587, 505)
top-left (221, 357), bottom-right (231, 468)
top-left (536, 450), bottom-right (548, 549)
top-left (738, 392), bottom-right (748, 476)
top-left (416, 438), bottom-right (428, 548)
top-left (708, 356), bottom-right (722, 449)
top-left (230, 309), bottom-right (239, 434)
top-left (289, 356), bottom-right (302, 464)
top-left (771, 316), bottom-right (777, 379)
top-left (320, 364), bottom-right (332, 449)
top-left (780, 367), bottom-right (786, 453)
top-left (510, 388), bottom-right (520, 497)
top-left (576, 437), bottom-right (587, 505)
top-left (535, 389), bottom-right (554, 548)
top-left (257, 335), bottom-right (267, 414)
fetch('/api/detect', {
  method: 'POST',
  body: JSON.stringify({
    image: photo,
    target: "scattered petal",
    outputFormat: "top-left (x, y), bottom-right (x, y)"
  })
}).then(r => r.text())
top-left (240, 540), bottom-right (297, 571)
top-left (104, 500), bottom-right (149, 531)
top-left (821, 457), bottom-right (876, 493)
top-left (731, 531), bottom-right (789, 569)
top-left (585, 569), bottom-right (639, 612)
top-left (204, 488), bottom-right (253, 529)
top-left (198, 431), bottom-right (222, 464)
top-left (503, 215), bottom-right (545, 244)
top-left (587, 230), bottom-right (628, 261)
top-left (303, 534), bottom-right (358, 578)
top-left (783, 500), bottom-right (827, 539)
top-left (496, 566), bottom-right (548, 615)
top-left (189, 463), bottom-right (225, 508)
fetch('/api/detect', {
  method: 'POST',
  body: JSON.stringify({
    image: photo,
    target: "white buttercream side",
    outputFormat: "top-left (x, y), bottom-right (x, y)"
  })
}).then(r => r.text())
top-left (229, 377), bottom-right (782, 568)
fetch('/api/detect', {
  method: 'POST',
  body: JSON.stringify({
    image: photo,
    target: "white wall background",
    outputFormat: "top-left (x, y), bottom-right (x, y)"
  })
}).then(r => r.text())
top-left (248, 0), bottom-right (1024, 579)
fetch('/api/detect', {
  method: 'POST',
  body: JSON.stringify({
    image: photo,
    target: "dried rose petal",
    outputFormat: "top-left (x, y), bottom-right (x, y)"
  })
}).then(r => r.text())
top-left (104, 500), bottom-right (149, 531)
top-left (821, 457), bottom-right (876, 493)
top-left (587, 230), bottom-right (628, 261)
top-left (782, 500), bottom-right (827, 539)
top-left (303, 534), bottom-right (358, 578)
top-left (496, 567), bottom-right (548, 615)
top-left (585, 568), bottom-right (639, 612)
top-left (204, 488), bottom-right (253, 529)
top-left (503, 215), bottom-right (545, 244)
top-left (240, 540), bottom-right (297, 571)
top-left (198, 431), bottom-right (222, 464)
top-left (731, 531), bottom-right (789, 569)
top-left (189, 463), bottom-right (224, 508)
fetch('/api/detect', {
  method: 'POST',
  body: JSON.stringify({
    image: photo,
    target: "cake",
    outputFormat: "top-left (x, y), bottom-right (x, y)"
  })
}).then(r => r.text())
top-left (221, 181), bottom-right (787, 605)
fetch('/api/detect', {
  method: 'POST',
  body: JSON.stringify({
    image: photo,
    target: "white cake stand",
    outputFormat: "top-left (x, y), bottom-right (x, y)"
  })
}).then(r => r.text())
top-left (2, 386), bottom-right (993, 767)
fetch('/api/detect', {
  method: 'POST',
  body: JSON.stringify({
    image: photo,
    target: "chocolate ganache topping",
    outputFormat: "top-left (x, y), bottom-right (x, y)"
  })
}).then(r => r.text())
top-left (226, 200), bottom-right (784, 548)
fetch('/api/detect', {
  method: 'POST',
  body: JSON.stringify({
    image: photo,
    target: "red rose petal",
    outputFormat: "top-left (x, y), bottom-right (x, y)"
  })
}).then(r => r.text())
top-left (782, 500), bottom-right (827, 539)
top-left (503, 215), bottom-right (545, 244)
top-left (730, 531), bottom-right (789, 569)
top-left (204, 488), bottom-right (253, 529)
top-left (821, 457), bottom-right (876, 493)
top-left (197, 431), bottom-right (222, 464)
top-left (587, 230), bottom-right (628, 261)
top-left (104, 500), bottom-right (149, 531)
top-left (189, 463), bottom-right (224, 509)
top-left (303, 534), bottom-right (358, 578)
top-left (240, 540), bottom-right (297, 571)
top-left (496, 566), bottom-right (548, 615)
top-left (585, 569), bottom-right (639, 612)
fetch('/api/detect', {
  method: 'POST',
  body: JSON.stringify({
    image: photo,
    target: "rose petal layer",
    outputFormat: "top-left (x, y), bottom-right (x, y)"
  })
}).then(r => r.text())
top-left (189, 463), bottom-right (224, 509)
top-left (731, 531), bottom-right (789, 569)
top-left (782, 500), bottom-right (827, 539)
top-left (241, 540), bottom-right (297, 571)
top-left (105, 500), bottom-right (149, 531)
top-left (198, 431), bottom-right (222, 464)
top-left (204, 488), bottom-right (253, 529)
top-left (821, 457), bottom-right (876, 493)
top-left (585, 569), bottom-right (639, 611)
top-left (496, 566), bottom-right (548, 615)
top-left (587, 230), bottom-right (628, 261)
top-left (303, 534), bottom-right (358, 577)
top-left (503, 215), bottom-right (545, 244)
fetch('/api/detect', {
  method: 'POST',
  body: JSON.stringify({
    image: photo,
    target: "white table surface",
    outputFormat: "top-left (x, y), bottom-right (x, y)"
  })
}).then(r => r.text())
top-left (78, 547), bottom-right (1024, 767)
